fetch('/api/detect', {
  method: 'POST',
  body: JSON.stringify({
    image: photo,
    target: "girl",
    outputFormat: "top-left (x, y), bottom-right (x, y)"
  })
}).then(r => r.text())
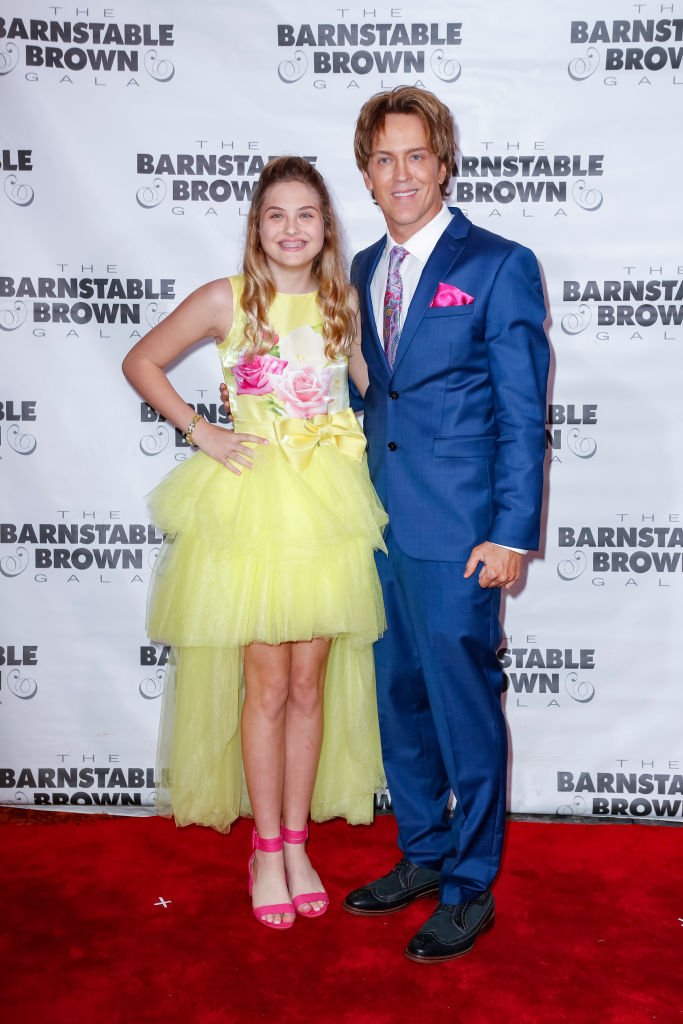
top-left (122, 157), bottom-right (386, 930)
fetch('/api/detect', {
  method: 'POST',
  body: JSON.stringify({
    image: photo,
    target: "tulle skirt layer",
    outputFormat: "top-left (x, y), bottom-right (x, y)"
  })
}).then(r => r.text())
top-left (146, 437), bottom-right (388, 832)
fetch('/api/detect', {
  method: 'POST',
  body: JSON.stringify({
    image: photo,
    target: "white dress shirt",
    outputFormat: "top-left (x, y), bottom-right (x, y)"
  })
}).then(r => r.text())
top-left (370, 204), bottom-right (454, 337)
top-left (369, 204), bottom-right (526, 557)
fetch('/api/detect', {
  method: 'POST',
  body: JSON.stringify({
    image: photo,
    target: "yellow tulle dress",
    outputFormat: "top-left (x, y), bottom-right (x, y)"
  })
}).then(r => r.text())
top-left (147, 276), bottom-right (388, 832)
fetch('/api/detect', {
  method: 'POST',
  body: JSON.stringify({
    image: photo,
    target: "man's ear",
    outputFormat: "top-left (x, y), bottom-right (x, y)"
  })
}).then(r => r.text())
top-left (361, 169), bottom-right (377, 204)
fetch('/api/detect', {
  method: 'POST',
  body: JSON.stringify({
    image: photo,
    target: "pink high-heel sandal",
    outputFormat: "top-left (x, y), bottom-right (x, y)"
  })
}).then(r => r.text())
top-left (282, 825), bottom-right (329, 918)
top-left (248, 829), bottom-right (295, 930)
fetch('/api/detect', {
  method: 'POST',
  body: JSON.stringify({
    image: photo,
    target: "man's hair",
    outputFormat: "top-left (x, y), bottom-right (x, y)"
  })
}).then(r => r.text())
top-left (353, 87), bottom-right (457, 197)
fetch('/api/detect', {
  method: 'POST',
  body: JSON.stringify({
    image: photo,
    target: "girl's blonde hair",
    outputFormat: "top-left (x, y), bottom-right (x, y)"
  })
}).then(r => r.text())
top-left (241, 156), bottom-right (354, 360)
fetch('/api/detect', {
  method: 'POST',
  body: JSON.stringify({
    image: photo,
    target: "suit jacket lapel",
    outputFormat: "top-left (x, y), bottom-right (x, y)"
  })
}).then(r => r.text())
top-left (360, 238), bottom-right (389, 380)
top-left (390, 211), bottom-right (471, 378)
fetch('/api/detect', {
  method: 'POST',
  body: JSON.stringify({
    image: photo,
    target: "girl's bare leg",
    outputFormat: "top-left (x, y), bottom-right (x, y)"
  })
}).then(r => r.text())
top-left (282, 637), bottom-right (331, 914)
top-left (242, 641), bottom-right (294, 926)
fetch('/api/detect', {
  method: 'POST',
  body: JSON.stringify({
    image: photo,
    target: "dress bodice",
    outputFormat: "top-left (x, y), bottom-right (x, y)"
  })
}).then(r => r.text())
top-left (217, 275), bottom-right (349, 432)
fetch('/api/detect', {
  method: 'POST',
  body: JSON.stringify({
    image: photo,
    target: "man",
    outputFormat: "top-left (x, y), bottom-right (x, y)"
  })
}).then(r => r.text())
top-left (343, 87), bottom-right (549, 963)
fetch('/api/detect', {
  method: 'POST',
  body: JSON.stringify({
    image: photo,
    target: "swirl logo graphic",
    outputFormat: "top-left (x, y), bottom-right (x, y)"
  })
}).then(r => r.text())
top-left (0, 300), bottom-right (28, 332)
top-left (573, 179), bottom-right (603, 212)
top-left (140, 425), bottom-right (170, 456)
top-left (565, 671), bottom-right (596, 703)
top-left (561, 304), bottom-right (592, 336)
top-left (567, 427), bottom-right (597, 460)
top-left (556, 795), bottom-right (587, 815)
top-left (568, 47), bottom-right (600, 81)
top-left (145, 302), bottom-right (169, 329)
top-left (0, 546), bottom-right (29, 578)
top-left (136, 178), bottom-right (167, 209)
top-left (431, 49), bottom-right (461, 83)
top-left (144, 50), bottom-right (175, 82)
top-left (278, 50), bottom-right (308, 83)
top-left (139, 668), bottom-right (165, 699)
top-left (148, 546), bottom-right (161, 569)
top-left (4, 174), bottom-right (34, 207)
top-left (7, 669), bottom-right (38, 699)
top-left (556, 551), bottom-right (587, 582)
top-left (7, 424), bottom-right (37, 456)
top-left (0, 42), bottom-right (19, 75)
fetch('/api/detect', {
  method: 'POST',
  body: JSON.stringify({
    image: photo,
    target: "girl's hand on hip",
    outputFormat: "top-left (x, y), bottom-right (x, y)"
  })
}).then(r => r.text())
top-left (193, 420), bottom-right (268, 474)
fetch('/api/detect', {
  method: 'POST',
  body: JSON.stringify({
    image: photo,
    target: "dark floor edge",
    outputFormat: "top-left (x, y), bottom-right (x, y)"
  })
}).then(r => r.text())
top-left (0, 806), bottom-right (680, 827)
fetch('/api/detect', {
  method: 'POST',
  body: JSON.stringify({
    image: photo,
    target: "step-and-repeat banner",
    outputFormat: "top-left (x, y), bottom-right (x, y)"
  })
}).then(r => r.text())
top-left (2, 1), bottom-right (681, 823)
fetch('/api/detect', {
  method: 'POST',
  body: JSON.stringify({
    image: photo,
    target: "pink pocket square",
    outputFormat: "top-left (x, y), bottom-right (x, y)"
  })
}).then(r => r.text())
top-left (430, 282), bottom-right (474, 308)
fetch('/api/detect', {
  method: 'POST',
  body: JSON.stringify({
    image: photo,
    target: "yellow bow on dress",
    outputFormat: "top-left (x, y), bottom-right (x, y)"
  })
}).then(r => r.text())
top-left (273, 408), bottom-right (366, 472)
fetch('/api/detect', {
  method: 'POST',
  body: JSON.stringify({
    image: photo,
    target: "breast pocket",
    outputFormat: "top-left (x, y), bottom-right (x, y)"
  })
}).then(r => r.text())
top-left (423, 304), bottom-right (475, 319)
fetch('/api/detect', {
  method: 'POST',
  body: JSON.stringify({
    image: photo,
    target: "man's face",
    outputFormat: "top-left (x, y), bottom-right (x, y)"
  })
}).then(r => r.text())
top-left (362, 112), bottom-right (447, 243)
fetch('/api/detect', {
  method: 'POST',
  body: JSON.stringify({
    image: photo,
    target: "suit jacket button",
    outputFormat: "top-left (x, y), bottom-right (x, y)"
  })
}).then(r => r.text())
top-left (387, 441), bottom-right (398, 451)
top-left (390, 390), bottom-right (399, 400)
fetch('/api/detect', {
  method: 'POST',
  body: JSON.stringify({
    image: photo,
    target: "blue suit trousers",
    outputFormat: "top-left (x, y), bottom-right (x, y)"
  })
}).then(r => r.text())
top-left (374, 529), bottom-right (507, 905)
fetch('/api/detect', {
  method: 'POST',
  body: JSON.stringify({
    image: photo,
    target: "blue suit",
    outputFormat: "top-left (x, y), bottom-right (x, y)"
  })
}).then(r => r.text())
top-left (351, 208), bottom-right (549, 904)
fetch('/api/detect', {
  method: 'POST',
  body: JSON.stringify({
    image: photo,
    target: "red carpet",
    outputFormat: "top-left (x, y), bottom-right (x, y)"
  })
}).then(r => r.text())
top-left (0, 812), bottom-right (680, 1024)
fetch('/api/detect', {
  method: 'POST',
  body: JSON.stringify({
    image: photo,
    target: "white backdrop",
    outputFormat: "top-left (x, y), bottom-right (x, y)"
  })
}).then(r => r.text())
top-left (1, 0), bottom-right (682, 821)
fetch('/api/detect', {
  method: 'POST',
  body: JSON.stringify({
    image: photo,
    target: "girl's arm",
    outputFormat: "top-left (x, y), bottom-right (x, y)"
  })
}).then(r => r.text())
top-left (347, 287), bottom-right (369, 398)
top-left (122, 278), bottom-right (267, 472)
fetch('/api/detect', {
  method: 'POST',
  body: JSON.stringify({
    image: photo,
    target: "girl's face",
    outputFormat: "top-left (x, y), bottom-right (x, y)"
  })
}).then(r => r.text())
top-left (259, 180), bottom-right (325, 275)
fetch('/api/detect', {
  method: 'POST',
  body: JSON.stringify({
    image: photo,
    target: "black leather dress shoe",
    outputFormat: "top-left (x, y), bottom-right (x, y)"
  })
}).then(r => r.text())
top-left (404, 891), bottom-right (495, 963)
top-left (343, 858), bottom-right (441, 915)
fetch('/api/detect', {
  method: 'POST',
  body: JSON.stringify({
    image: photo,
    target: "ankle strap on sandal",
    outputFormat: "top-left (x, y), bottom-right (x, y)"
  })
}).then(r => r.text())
top-left (282, 825), bottom-right (309, 844)
top-left (252, 828), bottom-right (284, 853)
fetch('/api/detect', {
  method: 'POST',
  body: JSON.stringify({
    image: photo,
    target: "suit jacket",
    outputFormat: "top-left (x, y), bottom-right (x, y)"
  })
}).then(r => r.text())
top-left (351, 208), bottom-right (549, 561)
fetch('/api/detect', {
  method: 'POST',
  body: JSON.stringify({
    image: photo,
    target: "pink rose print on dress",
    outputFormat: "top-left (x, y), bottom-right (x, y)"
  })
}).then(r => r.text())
top-left (233, 353), bottom-right (288, 395)
top-left (271, 366), bottom-right (333, 418)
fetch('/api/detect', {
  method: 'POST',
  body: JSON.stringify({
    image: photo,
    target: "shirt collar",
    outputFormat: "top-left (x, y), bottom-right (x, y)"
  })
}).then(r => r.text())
top-left (385, 204), bottom-right (453, 265)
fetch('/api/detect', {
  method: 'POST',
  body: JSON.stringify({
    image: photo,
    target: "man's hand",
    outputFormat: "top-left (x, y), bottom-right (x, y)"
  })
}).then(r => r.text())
top-left (464, 542), bottom-right (522, 589)
top-left (219, 382), bottom-right (232, 421)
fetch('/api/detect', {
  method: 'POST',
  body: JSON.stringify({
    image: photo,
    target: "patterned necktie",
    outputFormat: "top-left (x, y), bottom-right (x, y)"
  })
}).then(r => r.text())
top-left (382, 245), bottom-right (409, 366)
